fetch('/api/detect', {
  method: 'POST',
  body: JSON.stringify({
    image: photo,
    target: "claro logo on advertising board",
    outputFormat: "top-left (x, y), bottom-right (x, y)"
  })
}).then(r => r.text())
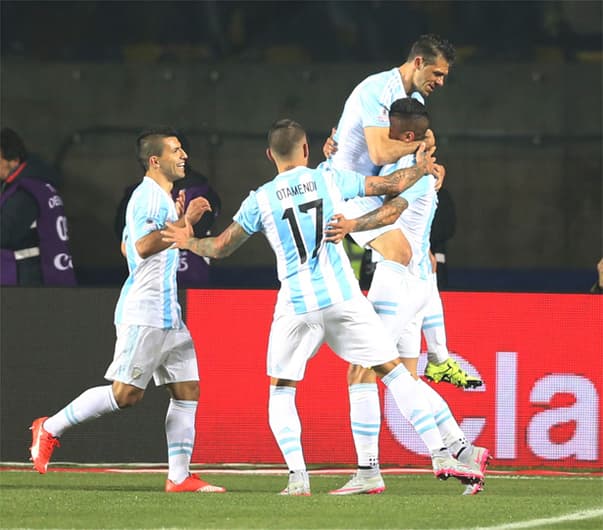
top-left (384, 352), bottom-right (599, 462)
top-left (186, 290), bottom-right (602, 468)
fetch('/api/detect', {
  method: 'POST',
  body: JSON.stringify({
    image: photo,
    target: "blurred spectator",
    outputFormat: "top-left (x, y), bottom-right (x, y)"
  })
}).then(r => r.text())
top-left (114, 133), bottom-right (220, 286)
top-left (0, 128), bottom-right (76, 286)
top-left (590, 258), bottom-right (603, 294)
top-left (430, 186), bottom-right (456, 289)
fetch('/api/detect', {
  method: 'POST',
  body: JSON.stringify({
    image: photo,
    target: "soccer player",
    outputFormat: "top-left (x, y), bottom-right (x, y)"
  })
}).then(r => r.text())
top-left (325, 33), bottom-right (480, 387)
top-left (323, 34), bottom-right (482, 495)
top-left (29, 128), bottom-right (225, 494)
top-left (161, 119), bottom-right (483, 495)
top-left (326, 99), bottom-right (490, 495)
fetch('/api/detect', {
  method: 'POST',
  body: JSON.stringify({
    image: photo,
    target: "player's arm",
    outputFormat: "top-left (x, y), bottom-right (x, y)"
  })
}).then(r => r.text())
top-left (363, 142), bottom-right (434, 196)
top-left (136, 197), bottom-right (212, 259)
top-left (161, 219), bottom-right (250, 259)
top-left (364, 127), bottom-right (435, 167)
top-left (324, 196), bottom-right (408, 244)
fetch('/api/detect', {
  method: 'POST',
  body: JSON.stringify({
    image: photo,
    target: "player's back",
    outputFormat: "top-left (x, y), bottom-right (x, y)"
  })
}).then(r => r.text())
top-left (234, 163), bottom-right (366, 314)
top-left (331, 68), bottom-right (408, 175)
top-left (382, 158), bottom-right (438, 280)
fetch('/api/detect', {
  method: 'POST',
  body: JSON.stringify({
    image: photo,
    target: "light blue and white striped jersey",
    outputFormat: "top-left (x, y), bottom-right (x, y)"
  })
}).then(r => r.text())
top-left (330, 67), bottom-right (424, 175)
top-left (234, 163), bottom-right (366, 314)
top-left (114, 177), bottom-right (182, 328)
top-left (381, 156), bottom-right (438, 280)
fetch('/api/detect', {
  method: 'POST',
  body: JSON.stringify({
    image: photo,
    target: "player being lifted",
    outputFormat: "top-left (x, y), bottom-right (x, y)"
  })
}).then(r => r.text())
top-left (323, 34), bottom-right (483, 495)
top-left (326, 98), bottom-right (490, 496)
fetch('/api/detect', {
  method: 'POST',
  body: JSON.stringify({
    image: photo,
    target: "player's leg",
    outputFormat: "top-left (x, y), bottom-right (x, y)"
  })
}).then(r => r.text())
top-left (266, 309), bottom-right (321, 495)
top-left (417, 378), bottom-right (491, 493)
top-left (422, 274), bottom-right (483, 389)
top-left (336, 257), bottom-right (409, 491)
top-left (328, 297), bottom-right (482, 485)
top-left (159, 326), bottom-right (225, 493)
top-left (30, 324), bottom-right (156, 473)
top-left (330, 364), bottom-right (384, 495)
top-left (269, 379), bottom-right (310, 496)
top-left (375, 361), bottom-right (482, 484)
top-left (398, 312), bottom-right (490, 492)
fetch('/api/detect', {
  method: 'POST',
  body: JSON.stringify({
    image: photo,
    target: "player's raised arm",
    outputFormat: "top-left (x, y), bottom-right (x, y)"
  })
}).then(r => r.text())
top-left (364, 127), bottom-right (435, 167)
top-left (363, 142), bottom-right (435, 197)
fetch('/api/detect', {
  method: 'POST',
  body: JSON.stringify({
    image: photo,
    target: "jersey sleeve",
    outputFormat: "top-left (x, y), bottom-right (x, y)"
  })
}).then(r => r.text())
top-left (327, 165), bottom-right (366, 200)
top-left (233, 190), bottom-right (261, 235)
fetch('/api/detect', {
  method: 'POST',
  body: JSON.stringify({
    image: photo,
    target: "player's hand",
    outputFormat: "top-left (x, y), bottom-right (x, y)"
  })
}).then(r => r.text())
top-left (324, 214), bottom-right (354, 244)
top-left (184, 196), bottom-right (212, 225)
top-left (415, 142), bottom-right (436, 176)
top-left (161, 218), bottom-right (194, 250)
top-left (175, 190), bottom-right (186, 218)
top-left (322, 128), bottom-right (338, 159)
top-left (432, 163), bottom-right (446, 190)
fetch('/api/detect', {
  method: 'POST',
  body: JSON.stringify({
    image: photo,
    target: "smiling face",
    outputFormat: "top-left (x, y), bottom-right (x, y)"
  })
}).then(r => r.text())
top-left (152, 136), bottom-right (188, 182)
top-left (412, 54), bottom-right (450, 97)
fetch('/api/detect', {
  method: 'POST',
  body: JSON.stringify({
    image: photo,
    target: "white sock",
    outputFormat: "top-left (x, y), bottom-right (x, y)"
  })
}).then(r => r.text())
top-left (268, 386), bottom-right (305, 471)
top-left (417, 379), bottom-right (468, 454)
top-left (43, 385), bottom-right (120, 437)
top-left (165, 399), bottom-right (197, 484)
top-left (381, 365), bottom-right (446, 453)
top-left (349, 383), bottom-right (380, 470)
top-left (422, 278), bottom-right (450, 364)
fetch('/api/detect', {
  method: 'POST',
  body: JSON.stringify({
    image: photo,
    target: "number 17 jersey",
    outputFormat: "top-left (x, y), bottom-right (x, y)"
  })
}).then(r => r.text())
top-left (234, 162), bottom-right (366, 314)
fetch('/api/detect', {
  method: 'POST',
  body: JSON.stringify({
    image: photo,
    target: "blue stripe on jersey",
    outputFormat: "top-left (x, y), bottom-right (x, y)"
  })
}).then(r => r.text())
top-left (115, 178), bottom-right (181, 328)
top-left (264, 175), bottom-right (310, 314)
top-left (234, 165), bottom-right (365, 314)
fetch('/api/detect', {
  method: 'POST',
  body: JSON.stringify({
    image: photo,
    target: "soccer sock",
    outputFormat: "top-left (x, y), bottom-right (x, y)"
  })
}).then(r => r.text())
top-left (422, 277), bottom-right (450, 365)
top-left (381, 364), bottom-right (446, 453)
top-left (417, 379), bottom-right (468, 455)
top-left (165, 399), bottom-right (197, 484)
top-left (268, 385), bottom-right (305, 472)
top-left (367, 261), bottom-right (406, 339)
top-left (349, 383), bottom-right (380, 472)
top-left (43, 385), bottom-right (120, 437)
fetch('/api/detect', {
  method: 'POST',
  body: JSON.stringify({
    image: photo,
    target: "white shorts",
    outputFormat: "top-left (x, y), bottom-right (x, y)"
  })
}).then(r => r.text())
top-left (105, 324), bottom-right (199, 389)
top-left (267, 294), bottom-right (398, 381)
top-left (367, 262), bottom-right (431, 359)
top-left (340, 196), bottom-right (399, 250)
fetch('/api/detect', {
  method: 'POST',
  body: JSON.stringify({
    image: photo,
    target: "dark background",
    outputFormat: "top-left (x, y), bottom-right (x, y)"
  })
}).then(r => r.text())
top-left (1, 0), bottom-right (602, 291)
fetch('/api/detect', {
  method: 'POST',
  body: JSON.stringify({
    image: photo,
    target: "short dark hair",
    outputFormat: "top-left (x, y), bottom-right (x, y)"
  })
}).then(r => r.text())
top-left (389, 98), bottom-right (430, 140)
top-left (136, 127), bottom-right (180, 171)
top-left (267, 119), bottom-right (306, 158)
top-left (0, 128), bottom-right (28, 162)
top-left (408, 34), bottom-right (456, 65)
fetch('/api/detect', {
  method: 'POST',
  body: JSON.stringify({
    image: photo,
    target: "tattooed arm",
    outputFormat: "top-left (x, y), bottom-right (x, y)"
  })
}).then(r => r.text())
top-left (363, 142), bottom-right (435, 197)
top-left (324, 196), bottom-right (408, 244)
top-left (161, 219), bottom-right (250, 259)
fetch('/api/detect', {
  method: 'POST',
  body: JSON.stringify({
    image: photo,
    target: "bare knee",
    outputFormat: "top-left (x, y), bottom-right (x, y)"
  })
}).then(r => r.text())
top-left (347, 364), bottom-right (377, 385)
top-left (400, 357), bottom-right (419, 379)
top-left (167, 380), bottom-right (199, 401)
top-left (112, 382), bottom-right (145, 408)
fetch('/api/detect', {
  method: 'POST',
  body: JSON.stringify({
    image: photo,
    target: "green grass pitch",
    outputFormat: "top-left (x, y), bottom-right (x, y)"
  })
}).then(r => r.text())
top-left (1, 470), bottom-right (602, 529)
